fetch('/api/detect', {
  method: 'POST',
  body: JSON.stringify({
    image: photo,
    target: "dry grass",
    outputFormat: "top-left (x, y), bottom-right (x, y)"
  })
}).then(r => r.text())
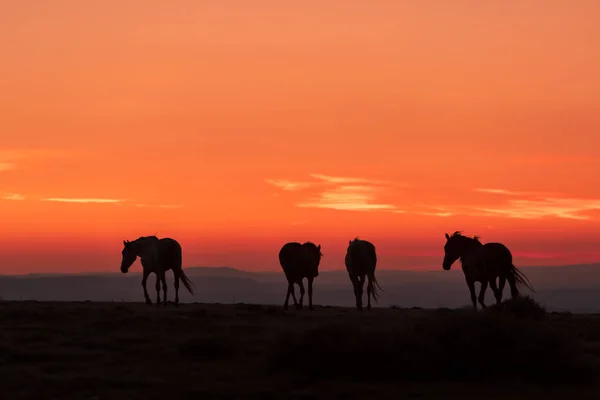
top-left (0, 300), bottom-right (599, 399)
top-left (270, 297), bottom-right (588, 384)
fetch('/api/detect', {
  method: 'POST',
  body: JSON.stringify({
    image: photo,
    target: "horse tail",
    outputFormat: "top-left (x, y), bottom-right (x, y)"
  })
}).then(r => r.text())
top-left (367, 272), bottom-right (383, 303)
top-left (510, 264), bottom-right (535, 294)
top-left (179, 268), bottom-right (195, 295)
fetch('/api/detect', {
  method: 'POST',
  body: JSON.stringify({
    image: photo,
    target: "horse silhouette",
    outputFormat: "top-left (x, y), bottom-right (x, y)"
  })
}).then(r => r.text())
top-left (345, 237), bottom-right (382, 310)
top-left (120, 236), bottom-right (195, 306)
top-left (278, 241), bottom-right (322, 310)
top-left (442, 231), bottom-right (534, 310)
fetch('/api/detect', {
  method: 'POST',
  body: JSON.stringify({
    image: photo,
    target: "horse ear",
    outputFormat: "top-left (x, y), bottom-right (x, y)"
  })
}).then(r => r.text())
top-left (445, 233), bottom-right (450, 240)
top-left (317, 244), bottom-right (321, 251)
top-left (123, 240), bottom-right (127, 246)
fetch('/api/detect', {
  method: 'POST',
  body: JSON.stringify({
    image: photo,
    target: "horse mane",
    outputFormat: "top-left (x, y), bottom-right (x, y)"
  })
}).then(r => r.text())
top-left (450, 231), bottom-right (482, 244)
top-left (128, 235), bottom-right (159, 246)
top-left (138, 235), bottom-right (159, 241)
top-left (303, 241), bottom-right (323, 257)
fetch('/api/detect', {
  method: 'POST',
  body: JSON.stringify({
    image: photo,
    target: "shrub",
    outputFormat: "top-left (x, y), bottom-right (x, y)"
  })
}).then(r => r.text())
top-left (487, 296), bottom-right (547, 320)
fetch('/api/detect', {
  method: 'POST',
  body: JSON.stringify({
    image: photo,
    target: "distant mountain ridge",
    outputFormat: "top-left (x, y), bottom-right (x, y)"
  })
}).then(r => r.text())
top-left (1, 263), bottom-right (599, 312)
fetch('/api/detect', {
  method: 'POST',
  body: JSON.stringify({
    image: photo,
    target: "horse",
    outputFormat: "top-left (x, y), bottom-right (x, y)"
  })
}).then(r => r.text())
top-left (442, 231), bottom-right (534, 310)
top-left (345, 237), bottom-right (382, 310)
top-left (278, 241), bottom-right (322, 310)
top-left (120, 235), bottom-right (195, 306)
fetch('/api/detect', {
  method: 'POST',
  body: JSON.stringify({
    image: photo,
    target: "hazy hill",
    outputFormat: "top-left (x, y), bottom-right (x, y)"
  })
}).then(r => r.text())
top-left (1, 263), bottom-right (599, 312)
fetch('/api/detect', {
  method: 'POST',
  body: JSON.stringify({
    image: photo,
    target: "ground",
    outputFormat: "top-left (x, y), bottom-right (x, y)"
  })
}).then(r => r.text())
top-left (1, 300), bottom-right (599, 399)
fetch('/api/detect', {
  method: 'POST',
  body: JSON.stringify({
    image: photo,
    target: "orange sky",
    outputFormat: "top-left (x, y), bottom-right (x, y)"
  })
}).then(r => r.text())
top-left (1, 1), bottom-right (599, 274)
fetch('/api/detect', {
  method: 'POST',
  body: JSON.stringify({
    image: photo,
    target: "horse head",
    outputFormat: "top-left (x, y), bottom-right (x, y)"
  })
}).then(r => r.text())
top-left (120, 239), bottom-right (137, 273)
top-left (302, 242), bottom-right (322, 277)
top-left (443, 231), bottom-right (479, 270)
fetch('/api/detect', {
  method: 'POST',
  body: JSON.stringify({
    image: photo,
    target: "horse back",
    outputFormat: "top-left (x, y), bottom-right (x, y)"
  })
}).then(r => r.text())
top-left (481, 242), bottom-right (512, 264)
top-left (158, 237), bottom-right (182, 271)
top-left (462, 242), bottom-right (513, 281)
top-left (345, 240), bottom-right (377, 276)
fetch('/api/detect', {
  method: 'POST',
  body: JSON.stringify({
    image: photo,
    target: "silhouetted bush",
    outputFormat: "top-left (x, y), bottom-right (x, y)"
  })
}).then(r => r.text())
top-left (268, 310), bottom-right (592, 384)
top-left (487, 296), bottom-right (547, 320)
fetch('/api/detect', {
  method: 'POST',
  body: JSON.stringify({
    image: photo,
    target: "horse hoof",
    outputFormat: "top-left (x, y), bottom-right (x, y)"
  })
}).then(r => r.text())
top-left (145, 300), bottom-right (152, 305)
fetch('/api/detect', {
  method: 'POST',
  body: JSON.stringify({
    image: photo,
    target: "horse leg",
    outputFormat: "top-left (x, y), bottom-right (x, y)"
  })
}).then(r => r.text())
top-left (349, 275), bottom-right (361, 310)
top-left (141, 270), bottom-right (151, 305)
top-left (290, 284), bottom-right (298, 307)
top-left (466, 278), bottom-right (477, 310)
top-left (507, 273), bottom-right (519, 298)
top-left (155, 274), bottom-right (161, 306)
top-left (489, 278), bottom-right (501, 305)
top-left (160, 271), bottom-right (168, 306)
top-left (307, 277), bottom-right (314, 311)
top-left (283, 281), bottom-right (292, 310)
top-left (478, 280), bottom-right (488, 309)
top-left (297, 279), bottom-right (305, 310)
top-left (498, 275), bottom-right (507, 302)
top-left (173, 270), bottom-right (180, 306)
top-left (357, 275), bottom-right (365, 310)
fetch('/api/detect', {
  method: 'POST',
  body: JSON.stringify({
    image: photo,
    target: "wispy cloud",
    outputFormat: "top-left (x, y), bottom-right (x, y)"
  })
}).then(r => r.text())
top-left (474, 188), bottom-right (516, 195)
top-left (296, 185), bottom-right (397, 211)
top-left (2, 193), bottom-right (25, 200)
top-left (269, 173), bottom-right (407, 212)
top-left (471, 197), bottom-right (600, 220)
top-left (266, 174), bottom-right (403, 193)
top-left (43, 198), bottom-right (124, 204)
top-left (265, 179), bottom-right (314, 191)
top-left (473, 188), bottom-right (556, 197)
top-left (310, 173), bottom-right (405, 187)
top-left (415, 211), bottom-right (454, 217)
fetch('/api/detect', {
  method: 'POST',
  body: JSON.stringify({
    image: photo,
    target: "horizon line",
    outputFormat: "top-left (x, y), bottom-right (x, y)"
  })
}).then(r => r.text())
top-left (2, 262), bottom-right (599, 277)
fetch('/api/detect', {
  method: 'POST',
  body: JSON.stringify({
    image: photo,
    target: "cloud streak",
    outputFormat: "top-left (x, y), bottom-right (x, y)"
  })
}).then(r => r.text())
top-left (269, 175), bottom-right (600, 220)
top-left (268, 173), bottom-right (404, 212)
top-left (2, 193), bottom-right (25, 200)
top-left (471, 197), bottom-right (600, 220)
top-left (265, 179), bottom-right (314, 191)
top-left (43, 198), bottom-right (124, 204)
top-left (296, 185), bottom-right (397, 211)
top-left (473, 188), bottom-right (556, 197)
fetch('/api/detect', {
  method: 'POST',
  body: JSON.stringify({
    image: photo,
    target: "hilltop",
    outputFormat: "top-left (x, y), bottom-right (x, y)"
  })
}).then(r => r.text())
top-left (1, 299), bottom-right (599, 399)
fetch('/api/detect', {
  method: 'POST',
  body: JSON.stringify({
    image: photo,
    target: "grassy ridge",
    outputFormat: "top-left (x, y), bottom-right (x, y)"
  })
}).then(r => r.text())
top-left (0, 298), bottom-right (598, 399)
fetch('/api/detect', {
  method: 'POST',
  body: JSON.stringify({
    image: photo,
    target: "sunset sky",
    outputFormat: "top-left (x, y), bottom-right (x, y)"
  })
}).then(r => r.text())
top-left (1, 1), bottom-right (599, 274)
